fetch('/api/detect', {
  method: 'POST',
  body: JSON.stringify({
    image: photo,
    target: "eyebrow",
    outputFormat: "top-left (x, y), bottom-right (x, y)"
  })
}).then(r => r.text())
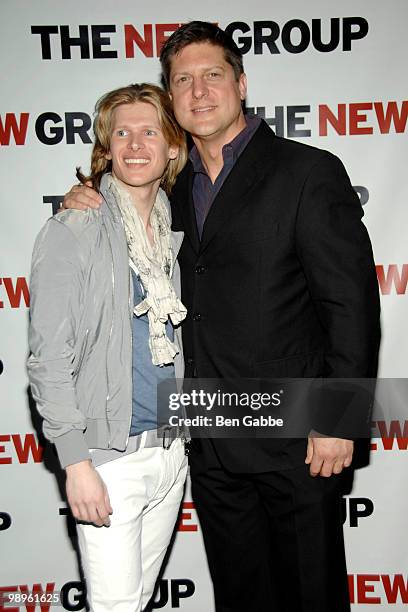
top-left (112, 123), bottom-right (161, 130)
top-left (172, 64), bottom-right (226, 78)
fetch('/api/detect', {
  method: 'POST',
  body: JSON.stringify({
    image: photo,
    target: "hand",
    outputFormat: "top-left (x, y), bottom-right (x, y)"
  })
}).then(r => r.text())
top-left (62, 181), bottom-right (102, 211)
top-left (305, 433), bottom-right (353, 477)
top-left (66, 460), bottom-right (113, 526)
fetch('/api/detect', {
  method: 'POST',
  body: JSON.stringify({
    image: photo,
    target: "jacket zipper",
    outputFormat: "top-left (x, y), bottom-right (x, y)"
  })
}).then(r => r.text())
top-left (119, 212), bottom-right (133, 447)
top-left (125, 266), bottom-right (133, 447)
top-left (104, 221), bottom-right (114, 448)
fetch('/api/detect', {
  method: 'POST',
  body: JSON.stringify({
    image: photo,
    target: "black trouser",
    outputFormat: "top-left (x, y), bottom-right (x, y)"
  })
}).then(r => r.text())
top-left (189, 439), bottom-right (350, 612)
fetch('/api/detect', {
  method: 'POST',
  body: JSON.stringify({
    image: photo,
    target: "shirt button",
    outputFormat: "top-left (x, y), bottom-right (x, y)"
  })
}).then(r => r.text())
top-left (193, 313), bottom-right (202, 322)
top-left (195, 265), bottom-right (206, 274)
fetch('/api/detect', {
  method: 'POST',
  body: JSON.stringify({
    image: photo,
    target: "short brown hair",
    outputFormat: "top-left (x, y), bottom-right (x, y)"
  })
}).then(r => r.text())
top-left (77, 83), bottom-right (187, 194)
top-left (160, 21), bottom-right (244, 89)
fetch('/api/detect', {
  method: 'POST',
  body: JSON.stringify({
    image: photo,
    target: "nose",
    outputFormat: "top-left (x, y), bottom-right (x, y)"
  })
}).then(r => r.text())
top-left (192, 76), bottom-right (208, 100)
top-left (129, 140), bottom-right (144, 151)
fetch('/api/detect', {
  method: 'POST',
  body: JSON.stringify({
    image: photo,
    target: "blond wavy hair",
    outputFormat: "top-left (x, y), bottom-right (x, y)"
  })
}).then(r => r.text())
top-left (77, 83), bottom-right (187, 194)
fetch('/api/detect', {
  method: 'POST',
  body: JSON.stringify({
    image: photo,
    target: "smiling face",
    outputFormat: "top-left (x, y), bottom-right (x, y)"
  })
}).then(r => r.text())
top-left (106, 101), bottom-right (179, 196)
top-left (168, 42), bottom-right (247, 145)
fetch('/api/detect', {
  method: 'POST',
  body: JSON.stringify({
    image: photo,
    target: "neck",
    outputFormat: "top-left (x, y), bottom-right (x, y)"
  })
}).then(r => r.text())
top-left (130, 186), bottom-right (157, 229)
top-left (192, 112), bottom-right (247, 183)
top-left (114, 176), bottom-right (160, 230)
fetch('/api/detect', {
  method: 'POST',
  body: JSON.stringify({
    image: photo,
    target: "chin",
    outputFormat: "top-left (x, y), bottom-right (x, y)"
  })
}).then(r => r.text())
top-left (190, 124), bottom-right (221, 139)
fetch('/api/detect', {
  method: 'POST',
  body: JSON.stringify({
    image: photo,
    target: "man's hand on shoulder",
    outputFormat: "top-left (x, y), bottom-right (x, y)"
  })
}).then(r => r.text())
top-left (62, 181), bottom-right (102, 211)
top-left (305, 433), bottom-right (353, 478)
top-left (66, 459), bottom-right (112, 526)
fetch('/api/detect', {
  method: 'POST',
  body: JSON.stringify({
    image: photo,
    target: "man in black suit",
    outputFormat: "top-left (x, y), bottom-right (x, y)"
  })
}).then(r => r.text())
top-left (160, 22), bottom-right (380, 612)
top-left (64, 21), bottom-right (380, 612)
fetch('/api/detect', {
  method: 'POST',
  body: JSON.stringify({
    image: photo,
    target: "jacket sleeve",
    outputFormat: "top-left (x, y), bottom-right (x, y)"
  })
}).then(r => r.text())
top-left (27, 218), bottom-right (90, 468)
top-left (295, 153), bottom-right (380, 437)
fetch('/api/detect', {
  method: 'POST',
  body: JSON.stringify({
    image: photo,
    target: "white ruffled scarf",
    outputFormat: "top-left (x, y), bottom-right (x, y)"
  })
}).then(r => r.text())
top-left (108, 175), bottom-right (187, 366)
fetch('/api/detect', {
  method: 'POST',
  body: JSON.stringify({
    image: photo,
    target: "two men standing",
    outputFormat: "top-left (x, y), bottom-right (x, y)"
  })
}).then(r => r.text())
top-left (65, 21), bottom-right (380, 612)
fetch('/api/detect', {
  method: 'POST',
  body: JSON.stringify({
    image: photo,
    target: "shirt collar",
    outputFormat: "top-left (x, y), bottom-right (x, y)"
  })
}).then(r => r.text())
top-left (189, 114), bottom-right (261, 175)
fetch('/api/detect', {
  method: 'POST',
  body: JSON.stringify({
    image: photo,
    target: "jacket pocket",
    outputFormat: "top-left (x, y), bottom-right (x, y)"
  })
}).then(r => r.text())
top-left (254, 350), bottom-right (324, 378)
top-left (230, 222), bottom-right (279, 246)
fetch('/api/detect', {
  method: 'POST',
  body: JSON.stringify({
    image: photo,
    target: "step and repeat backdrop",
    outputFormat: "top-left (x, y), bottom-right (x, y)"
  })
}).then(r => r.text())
top-left (1, 1), bottom-right (407, 610)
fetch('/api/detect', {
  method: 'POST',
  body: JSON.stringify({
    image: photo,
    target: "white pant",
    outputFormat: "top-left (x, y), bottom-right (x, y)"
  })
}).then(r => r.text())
top-left (76, 437), bottom-right (188, 612)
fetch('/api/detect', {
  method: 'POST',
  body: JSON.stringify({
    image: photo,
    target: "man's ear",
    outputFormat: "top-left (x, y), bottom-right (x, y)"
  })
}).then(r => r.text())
top-left (238, 73), bottom-right (247, 101)
top-left (168, 145), bottom-right (179, 160)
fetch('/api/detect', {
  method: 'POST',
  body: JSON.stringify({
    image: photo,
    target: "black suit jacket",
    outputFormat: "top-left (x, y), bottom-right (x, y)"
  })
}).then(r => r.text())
top-left (171, 120), bottom-right (380, 472)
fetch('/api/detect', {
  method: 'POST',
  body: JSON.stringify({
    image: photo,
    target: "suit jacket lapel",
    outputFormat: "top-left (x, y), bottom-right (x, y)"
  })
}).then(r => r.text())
top-left (199, 121), bottom-right (277, 254)
top-left (173, 164), bottom-right (200, 254)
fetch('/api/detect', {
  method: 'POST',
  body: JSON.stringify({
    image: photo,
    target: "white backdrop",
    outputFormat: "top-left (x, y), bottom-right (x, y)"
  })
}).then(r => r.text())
top-left (1, 1), bottom-right (407, 609)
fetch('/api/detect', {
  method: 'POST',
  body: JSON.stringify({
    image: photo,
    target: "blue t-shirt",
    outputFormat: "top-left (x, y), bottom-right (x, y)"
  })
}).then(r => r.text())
top-left (129, 268), bottom-right (176, 436)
